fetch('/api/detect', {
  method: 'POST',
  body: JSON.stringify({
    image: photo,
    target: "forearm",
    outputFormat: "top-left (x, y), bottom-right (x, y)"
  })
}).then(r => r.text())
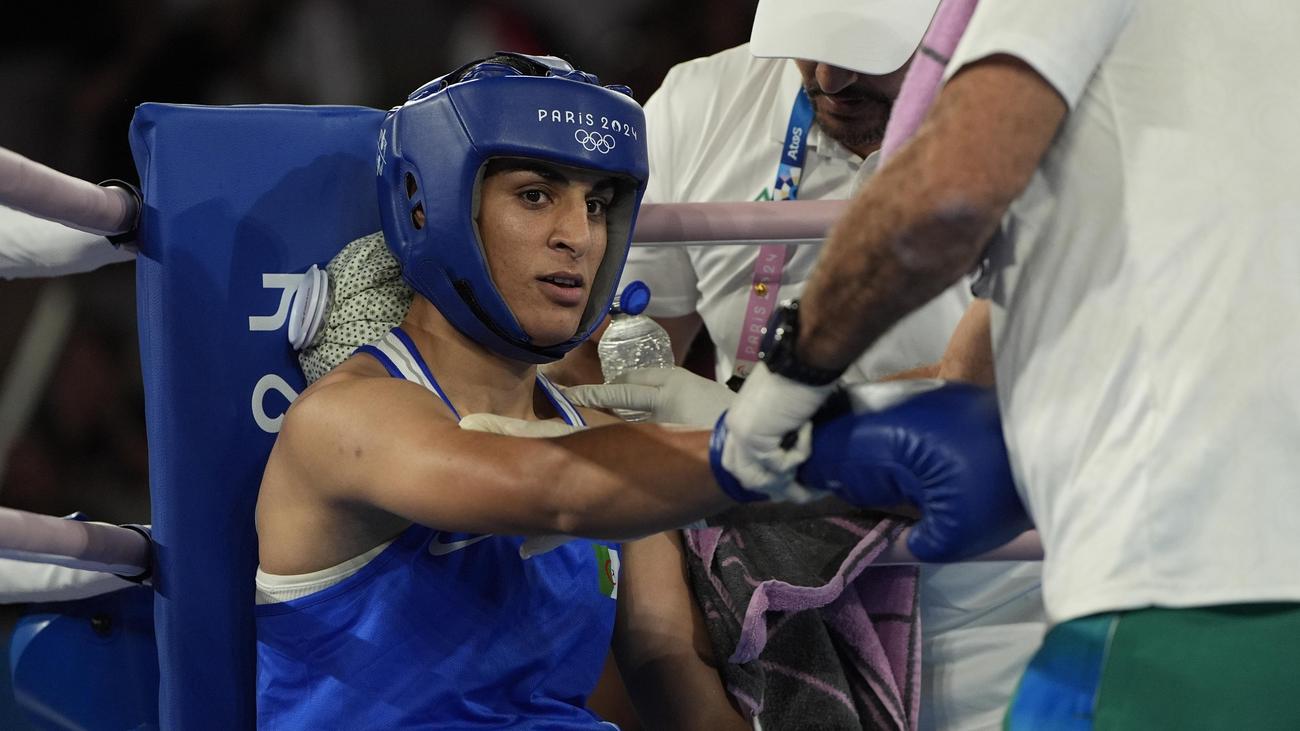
top-left (798, 145), bottom-right (1000, 373)
top-left (291, 378), bottom-right (736, 542)
top-left (526, 424), bottom-right (732, 540)
top-left (797, 57), bottom-right (1065, 373)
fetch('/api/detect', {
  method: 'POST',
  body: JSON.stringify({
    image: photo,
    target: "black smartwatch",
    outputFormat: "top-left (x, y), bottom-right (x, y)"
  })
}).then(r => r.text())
top-left (757, 300), bottom-right (844, 386)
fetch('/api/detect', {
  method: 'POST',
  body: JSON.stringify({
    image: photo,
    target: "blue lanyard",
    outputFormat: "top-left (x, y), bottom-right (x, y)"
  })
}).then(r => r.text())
top-left (773, 88), bottom-right (814, 201)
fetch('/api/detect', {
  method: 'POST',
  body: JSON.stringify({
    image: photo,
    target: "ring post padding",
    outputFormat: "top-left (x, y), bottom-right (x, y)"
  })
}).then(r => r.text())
top-left (129, 102), bottom-right (386, 729)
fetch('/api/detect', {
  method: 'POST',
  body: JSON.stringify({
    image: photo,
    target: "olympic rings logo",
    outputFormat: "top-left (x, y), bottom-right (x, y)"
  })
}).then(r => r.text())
top-left (574, 129), bottom-right (616, 154)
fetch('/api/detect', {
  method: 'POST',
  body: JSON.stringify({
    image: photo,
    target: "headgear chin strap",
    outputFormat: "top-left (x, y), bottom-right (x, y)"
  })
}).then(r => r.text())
top-left (377, 52), bottom-right (650, 364)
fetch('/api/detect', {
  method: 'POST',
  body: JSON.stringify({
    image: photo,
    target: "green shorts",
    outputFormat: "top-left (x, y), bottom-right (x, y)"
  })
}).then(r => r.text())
top-left (1004, 603), bottom-right (1300, 730)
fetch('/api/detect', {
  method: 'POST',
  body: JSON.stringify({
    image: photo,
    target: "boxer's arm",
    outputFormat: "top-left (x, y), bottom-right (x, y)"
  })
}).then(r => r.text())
top-left (269, 375), bottom-right (731, 542)
top-left (613, 531), bottom-right (750, 730)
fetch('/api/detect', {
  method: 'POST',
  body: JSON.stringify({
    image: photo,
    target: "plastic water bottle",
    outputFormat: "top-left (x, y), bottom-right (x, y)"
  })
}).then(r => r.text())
top-left (597, 280), bottom-right (674, 422)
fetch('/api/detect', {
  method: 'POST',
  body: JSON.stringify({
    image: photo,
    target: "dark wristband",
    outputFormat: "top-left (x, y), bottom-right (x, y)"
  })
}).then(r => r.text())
top-left (758, 301), bottom-right (845, 386)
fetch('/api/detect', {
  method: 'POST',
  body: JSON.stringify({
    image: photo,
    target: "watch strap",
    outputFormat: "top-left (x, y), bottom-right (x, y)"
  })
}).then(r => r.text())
top-left (759, 302), bottom-right (844, 386)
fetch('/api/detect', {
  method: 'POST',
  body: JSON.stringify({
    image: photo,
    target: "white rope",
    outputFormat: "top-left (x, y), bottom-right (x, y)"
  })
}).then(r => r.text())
top-left (0, 507), bottom-right (149, 577)
top-left (0, 146), bottom-right (138, 237)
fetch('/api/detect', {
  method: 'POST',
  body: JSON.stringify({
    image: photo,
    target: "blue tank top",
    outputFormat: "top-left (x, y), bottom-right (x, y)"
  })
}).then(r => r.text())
top-left (256, 327), bottom-right (620, 730)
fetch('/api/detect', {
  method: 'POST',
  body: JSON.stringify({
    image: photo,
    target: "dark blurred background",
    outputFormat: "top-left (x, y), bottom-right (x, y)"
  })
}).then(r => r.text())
top-left (0, 0), bottom-right (756, 724)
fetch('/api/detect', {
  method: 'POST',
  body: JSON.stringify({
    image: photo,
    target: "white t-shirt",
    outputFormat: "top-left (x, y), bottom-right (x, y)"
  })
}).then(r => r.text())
top-left (948, 0), bottom-right (1300, 624)
top-left (628, 44), bottom-right (1043, 731)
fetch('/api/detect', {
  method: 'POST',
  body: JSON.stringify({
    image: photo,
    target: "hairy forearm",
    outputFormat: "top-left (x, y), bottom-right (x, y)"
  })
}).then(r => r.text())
top-left (798, 144), bottom-right (1001, 373)
top-left (797, 57), bottom-right (1066, 374)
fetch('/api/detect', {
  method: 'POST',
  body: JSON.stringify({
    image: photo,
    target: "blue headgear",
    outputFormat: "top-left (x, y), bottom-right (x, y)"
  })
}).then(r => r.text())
top-left (377, 52), bottom-right (650, 363)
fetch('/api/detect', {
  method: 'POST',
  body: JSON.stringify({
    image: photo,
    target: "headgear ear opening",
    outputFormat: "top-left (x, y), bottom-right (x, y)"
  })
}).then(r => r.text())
top-left (377, 52), bottom-right (650, 364)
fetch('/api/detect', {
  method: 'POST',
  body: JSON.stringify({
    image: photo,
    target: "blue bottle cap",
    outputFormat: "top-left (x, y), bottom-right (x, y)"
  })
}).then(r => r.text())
top-left (618, 280), bottom-right (652, 316)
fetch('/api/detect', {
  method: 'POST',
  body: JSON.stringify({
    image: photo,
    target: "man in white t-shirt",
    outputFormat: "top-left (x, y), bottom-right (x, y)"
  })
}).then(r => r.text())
top-left (562, 1), bottom-right (1045, 729)
top-left (720, 1), bottom-right (1300, 727)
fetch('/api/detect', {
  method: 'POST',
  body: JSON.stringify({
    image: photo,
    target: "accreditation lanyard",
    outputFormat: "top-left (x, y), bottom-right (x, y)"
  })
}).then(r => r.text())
top-left (730, 88), bottom-right (813, 383)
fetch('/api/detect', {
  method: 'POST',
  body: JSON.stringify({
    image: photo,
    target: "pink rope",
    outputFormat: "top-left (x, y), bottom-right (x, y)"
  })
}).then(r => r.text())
top-left (632, 199), bottom-right (847, 247)
top-left (880, 0), bottom-right (980, 161)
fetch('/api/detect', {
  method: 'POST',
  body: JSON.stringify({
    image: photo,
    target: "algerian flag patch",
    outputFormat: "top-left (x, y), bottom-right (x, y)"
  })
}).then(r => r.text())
top-left (593, 544), bottom-right (620, 599)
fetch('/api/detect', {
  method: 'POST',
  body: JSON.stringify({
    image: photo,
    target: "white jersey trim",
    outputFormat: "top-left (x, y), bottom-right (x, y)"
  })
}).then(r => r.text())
top-left (376, 330), bottom-right (436, 392)
top-left (256, 537), bottom-right (394, 605)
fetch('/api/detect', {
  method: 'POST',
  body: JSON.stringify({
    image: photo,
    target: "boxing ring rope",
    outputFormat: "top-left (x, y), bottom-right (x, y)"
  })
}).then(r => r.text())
top-left (633, 199), bottom-right (847, 248)
top-left (0, 506), bottom-right (150, 577)
top-left (0, 146), bottom-right (139, 238)
top-left (1, 142), bottom-right (841, 248)
top-left (0, 143), bottom-right (1041, 570)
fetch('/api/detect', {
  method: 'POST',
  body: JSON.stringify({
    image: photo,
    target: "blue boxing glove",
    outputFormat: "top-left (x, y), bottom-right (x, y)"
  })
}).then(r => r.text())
top-left (796, 380), bottom-right (1032, 562)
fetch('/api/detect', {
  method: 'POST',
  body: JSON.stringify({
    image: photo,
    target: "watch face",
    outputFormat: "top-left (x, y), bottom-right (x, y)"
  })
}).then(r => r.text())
top-left (754, 301), bottom-right (840, 385)
top-left (758, 305), bottom-right (796, 366)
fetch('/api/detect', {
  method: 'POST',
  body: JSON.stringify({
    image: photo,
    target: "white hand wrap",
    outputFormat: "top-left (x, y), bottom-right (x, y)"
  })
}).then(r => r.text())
top-left (720, 363), bottom-right (834, 502)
